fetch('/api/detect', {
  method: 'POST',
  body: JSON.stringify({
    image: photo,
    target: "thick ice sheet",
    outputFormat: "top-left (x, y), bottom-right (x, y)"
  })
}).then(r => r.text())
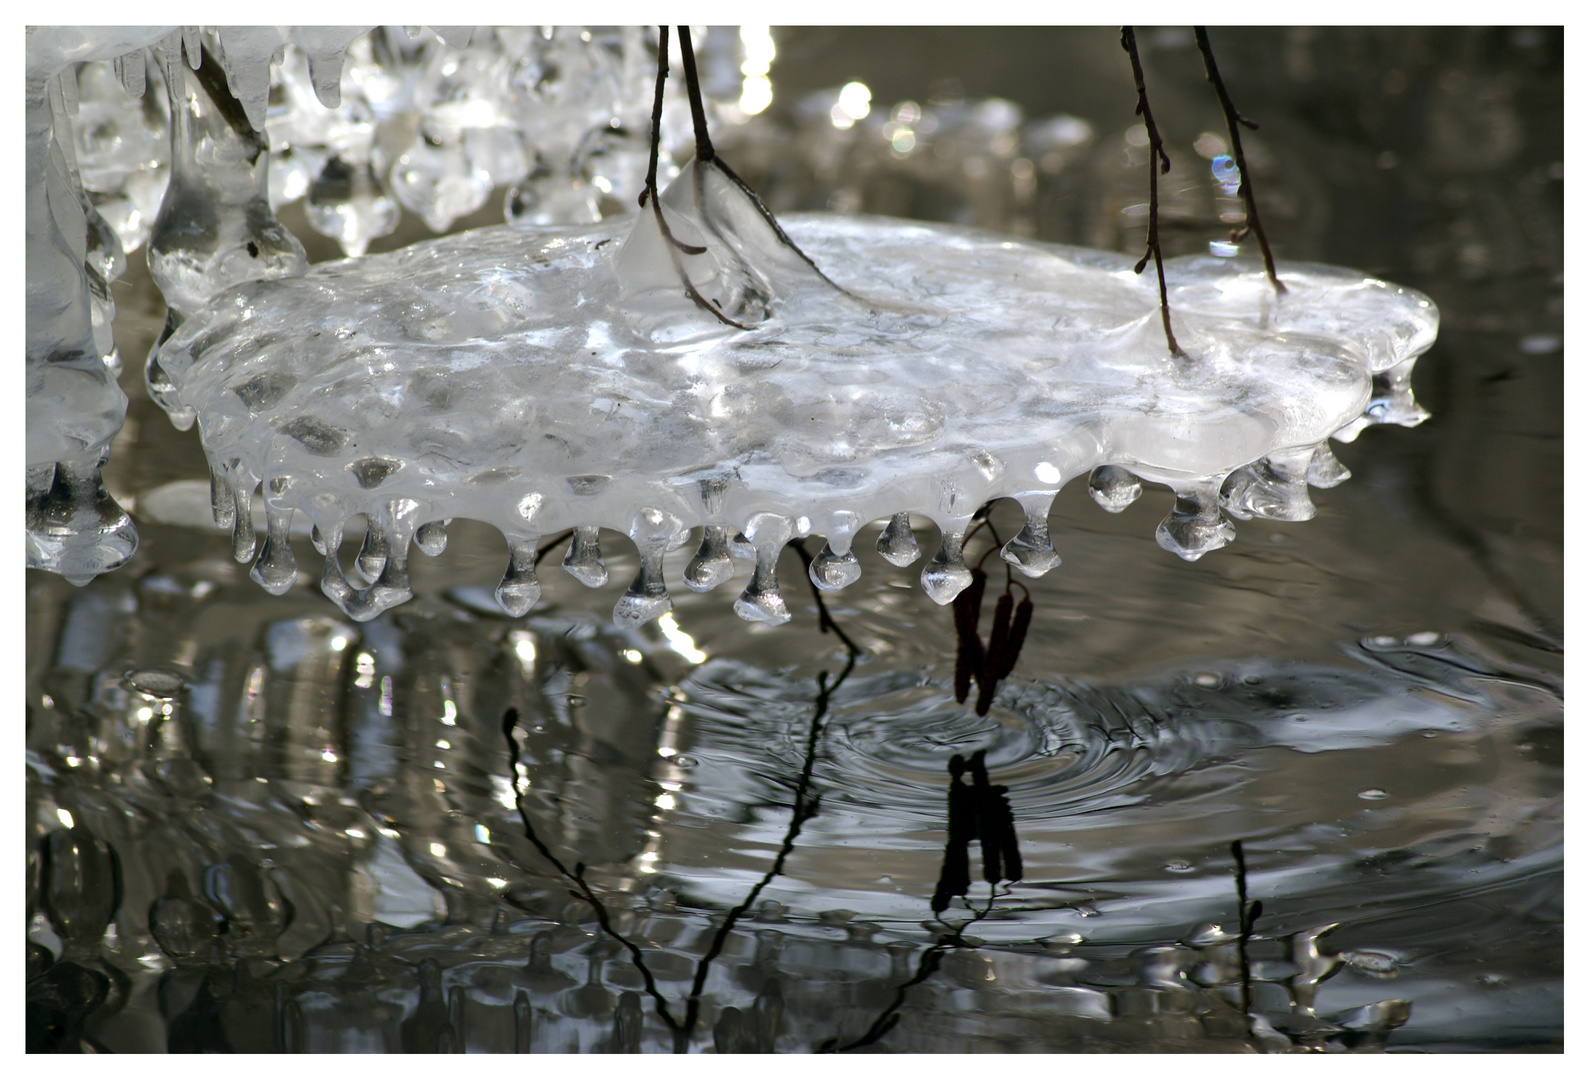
top-left (156, 163), bottom-right (1438, 622)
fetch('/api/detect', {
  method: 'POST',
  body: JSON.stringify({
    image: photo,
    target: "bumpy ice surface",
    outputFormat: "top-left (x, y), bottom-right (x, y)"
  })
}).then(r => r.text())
top-left (156, 161), bottom-right (1439, 625)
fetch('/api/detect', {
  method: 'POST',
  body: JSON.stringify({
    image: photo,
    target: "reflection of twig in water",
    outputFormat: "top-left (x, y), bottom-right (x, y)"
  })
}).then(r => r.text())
top-left (1231, 839), bottom-right (1262, 1039)
top-left (502, 707), bottom-right (684, 1036)
top-left (954, 508), bottom-right (1036, 716)
top-left (501, 537), bottom-right (863, 1052)
top-left (821, 885), bottom-right (1004, 1053)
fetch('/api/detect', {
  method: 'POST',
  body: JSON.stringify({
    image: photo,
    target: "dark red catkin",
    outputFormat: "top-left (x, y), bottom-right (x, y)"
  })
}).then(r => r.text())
top-left (995, 596), bottom-right (1034, 681)
top-left (952, 569), bottom-right (987, 704)
top-left (975, 591), bottom-right (1014, 715)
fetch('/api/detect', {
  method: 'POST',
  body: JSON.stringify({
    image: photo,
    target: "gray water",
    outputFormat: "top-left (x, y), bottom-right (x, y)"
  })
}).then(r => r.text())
top-left (25, 27), bottom-right (1561, 1053)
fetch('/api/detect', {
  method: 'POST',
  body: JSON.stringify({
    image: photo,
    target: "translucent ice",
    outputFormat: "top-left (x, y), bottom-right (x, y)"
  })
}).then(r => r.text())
top-left (151, 160), bottom-right (1437, 622)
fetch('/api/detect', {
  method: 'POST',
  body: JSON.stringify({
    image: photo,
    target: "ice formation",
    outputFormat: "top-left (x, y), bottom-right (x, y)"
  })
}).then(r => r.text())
top-left (27, 27), bottom-right (1439, 627)
top-left (152, 157), bottom-right (1437, 626)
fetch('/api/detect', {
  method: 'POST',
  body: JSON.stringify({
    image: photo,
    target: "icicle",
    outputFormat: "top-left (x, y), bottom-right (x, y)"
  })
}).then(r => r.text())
top-left (355, 520), bottom-right (388, 582)
top-left (1088, 465), bottom-right (1142, 513)
top-left (685, 526), bottom-right (733, 591)
top-left (1223, 446), bottom-right (1316, 522)
top-left (181, 27), bottom-right (202, 70)
top-left (305, 156), bottom-right (399, 258)
top-left (877, 512), bottom-right (921, 567)
top-left (615, 508), bottom-right (680, 627)
top-left (562, 525), bottom-right (607, 587)
top-left (1156, 478), bottom-right (1237, 561)
top-left (1000, 494), bottom-right (1062, 577)
top-left (24, 455), bottom-right (138, 586)
top-left (113, 51), bottom-right (146, 99)
top-left (809, 541), bottom-right (861, 592)
top-left (250, 505), bottom-right (298, 594)
top-left (921, 523), bottom-right (975, 605)
top-left (1334, 357), bottom-right (1430, 442)
top-left (496, 539), bottom-right (542, 617)
top-left (1306, 442), bottom-right (1351, 489)
top-left (615, 538), bottom-right (670, 628)
top-left (203, 467), bottom-right (232, 531)
top-left (685, 478), bottom-right (734, 591)
top-left (416, 519), bottom-right (449, 556)
top-left (229, 468), bottom-right (257, 563)
top-left (735, 514), bottom-right (793, 625)
top-left (145, 27), bottom-right (306, 420)
top-left (318, 503), bottom-right (418, 621)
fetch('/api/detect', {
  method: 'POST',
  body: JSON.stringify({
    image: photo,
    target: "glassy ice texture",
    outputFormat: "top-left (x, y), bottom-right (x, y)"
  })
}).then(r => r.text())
top-left (26, 27), bottom-right (172, 584)
top-left (148, 160), bottom-right (1437, 622)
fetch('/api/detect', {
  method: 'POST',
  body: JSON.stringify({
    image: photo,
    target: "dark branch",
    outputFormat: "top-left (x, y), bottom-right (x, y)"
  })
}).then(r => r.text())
top-left (639, 27), bottom-right (751, 331)
top-left (1195, 27), bottom-right (1285, 292)
top-left (1120, 27), bottom-right (1185, 358)
top-left (676, 26), bottom-right (715, 164)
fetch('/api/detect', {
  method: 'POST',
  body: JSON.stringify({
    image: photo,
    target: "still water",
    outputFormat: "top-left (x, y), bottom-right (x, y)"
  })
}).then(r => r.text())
top-left (26, 27), bottom-right (1561, 1052)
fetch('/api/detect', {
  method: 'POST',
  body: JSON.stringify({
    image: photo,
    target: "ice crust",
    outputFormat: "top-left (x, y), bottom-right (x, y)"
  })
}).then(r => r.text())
top-left (155, 160), bottom-right (1438, 624)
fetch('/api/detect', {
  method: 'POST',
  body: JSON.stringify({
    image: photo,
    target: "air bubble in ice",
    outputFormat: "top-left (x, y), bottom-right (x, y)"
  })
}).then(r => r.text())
top-left (348, 457), bottom-right (401, 490)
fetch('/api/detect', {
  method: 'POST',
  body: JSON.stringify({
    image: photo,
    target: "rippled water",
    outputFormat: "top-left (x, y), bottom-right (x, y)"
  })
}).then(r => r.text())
top-left (27, 27), bottom-right (1560, 1053)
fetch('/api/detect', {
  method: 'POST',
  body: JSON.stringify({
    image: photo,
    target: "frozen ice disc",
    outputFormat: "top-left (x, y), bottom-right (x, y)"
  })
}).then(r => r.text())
top-left (153, 162), bottom-right (1437, 618)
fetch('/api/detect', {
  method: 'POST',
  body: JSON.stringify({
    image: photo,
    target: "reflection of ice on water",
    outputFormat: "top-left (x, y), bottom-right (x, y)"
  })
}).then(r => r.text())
top-left (26, 538), bottom-right (1561, 1049)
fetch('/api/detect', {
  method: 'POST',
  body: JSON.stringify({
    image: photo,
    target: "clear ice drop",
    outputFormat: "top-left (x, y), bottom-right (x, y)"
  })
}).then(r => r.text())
top-left (1222, 446), bottom-right (1316, 522)
top-left (1000, 496), bottom-right (1062, 577)
top-left (685, 526), bottom-right (735, 592)
top-left (249, 506), bottom-right (298, 594)
top-left (1306, 442), bottom-right (1351, 489)
top-left (614, 508), bottom-right (679, 627)
top-left (809, 542), bottom-right (861, 592)
top-left (1156, 479), bottom-right (1237, 561)
top-left (495, 539), bottom-right (542, 618)
top-left (25, 457), bottom-right (139, 586)
top-left (562, 525), bottom-right (608, 588)
top-left (415, 519), bottom-right (449, 556)
top-left (734, 513), bottom-right (793, 625)
top-left (921, 526), bottom-right (974, 605)
top-left (1088, 465), bottom-right (1142, 513)
top-left (877, 512), bottom-right (921, 567)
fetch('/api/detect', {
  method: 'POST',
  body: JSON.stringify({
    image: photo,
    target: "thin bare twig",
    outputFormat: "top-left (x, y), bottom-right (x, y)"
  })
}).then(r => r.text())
top-left (1121, 27), bottom-right (1185, 358)
top-left (1195, 27), bottom-right (1285, 292)
top-left (639, 27), bottom-right (752, 330)
top-left (675, 26), bottom-right (856, 298)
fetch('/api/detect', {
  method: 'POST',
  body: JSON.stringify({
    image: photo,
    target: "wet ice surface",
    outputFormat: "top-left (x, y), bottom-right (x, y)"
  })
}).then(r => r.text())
top-left (155, 164), bottom-right (1436, 624)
